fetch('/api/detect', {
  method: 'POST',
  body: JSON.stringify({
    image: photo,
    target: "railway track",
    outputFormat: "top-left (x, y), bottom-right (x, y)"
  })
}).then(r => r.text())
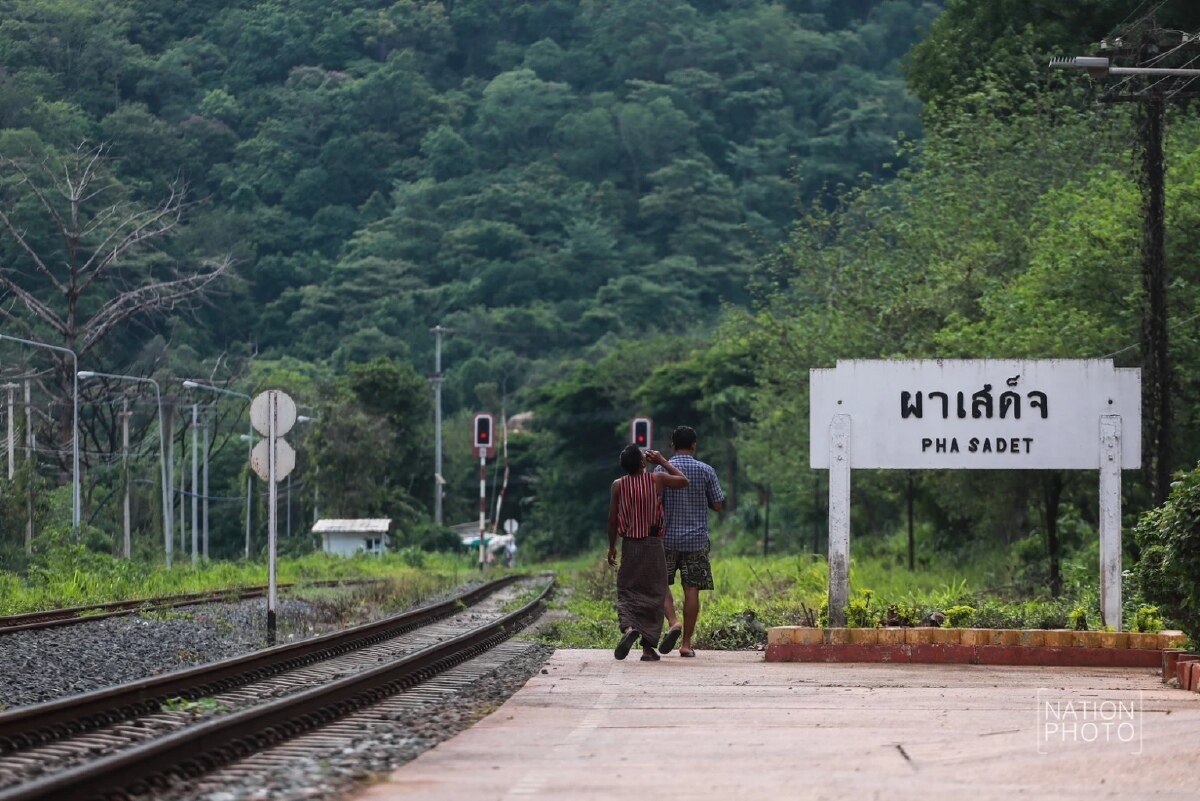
top-left (0, 574), bottom-right (551, 801)
top-left (0, 580), bottom-right (376, 635)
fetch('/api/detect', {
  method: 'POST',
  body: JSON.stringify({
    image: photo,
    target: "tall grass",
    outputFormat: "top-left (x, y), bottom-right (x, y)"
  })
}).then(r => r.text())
top-left (0, 545), bottom-right (476, 616)
top-left (536, 546), bottom-right (1119, 650)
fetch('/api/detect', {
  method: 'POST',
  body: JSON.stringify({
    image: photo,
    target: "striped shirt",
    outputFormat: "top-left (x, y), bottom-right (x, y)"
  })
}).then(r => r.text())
top-left (659, 455), bottom-right (725, 551)
top-left (616, 473), bottom-right (663, 539)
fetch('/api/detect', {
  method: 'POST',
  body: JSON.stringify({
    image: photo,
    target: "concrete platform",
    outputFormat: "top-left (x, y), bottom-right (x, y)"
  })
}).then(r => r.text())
top-left (352, 649), bottom-right (1200, 801)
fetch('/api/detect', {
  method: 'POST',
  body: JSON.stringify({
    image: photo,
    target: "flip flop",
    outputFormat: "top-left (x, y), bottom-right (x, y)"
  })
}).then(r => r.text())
top-left (640, 650), bottom-right (661, 661)
top-left (679, 647), bottom-right (696, 657)
top-left (659, 626), bottom-right (683, 654)
top-left (614, 629), bottom-right (640, 660)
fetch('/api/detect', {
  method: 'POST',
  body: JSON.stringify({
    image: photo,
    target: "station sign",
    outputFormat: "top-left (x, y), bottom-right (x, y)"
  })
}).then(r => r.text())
top-left (810, 359), bottom-right (1141, 470)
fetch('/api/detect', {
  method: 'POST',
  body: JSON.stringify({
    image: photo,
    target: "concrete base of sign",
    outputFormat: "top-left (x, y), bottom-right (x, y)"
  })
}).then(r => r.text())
top-left (767, 627), bottom-right (1187, 667)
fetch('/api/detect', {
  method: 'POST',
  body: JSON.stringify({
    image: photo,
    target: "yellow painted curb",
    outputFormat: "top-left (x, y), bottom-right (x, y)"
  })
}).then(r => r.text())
top-left (959, 628), bottom-right (990, 646)
top-left (793, 627), bottom-right (824, 645)
top-left (1128, 632), bottom-right (1160, 650)
top-left (929, 627), bottom-right (961, 645)
top-left (992, 629), bottom-right (1022, 646)
top-left (825, 627), bottom-right (851, 645)
top-left (1043, 630), bottom-right (1075, 648)
top-left (848, 628), bottom-right (879, 645)
top-left (775, 627), bottom-right (1178, 650)
top-left (767, 627), bottom-right (793, 646)
top-left (1160, 630), bottom-right (1188, 648)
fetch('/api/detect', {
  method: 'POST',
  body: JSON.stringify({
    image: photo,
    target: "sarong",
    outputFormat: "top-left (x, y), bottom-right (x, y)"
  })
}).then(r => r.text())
top-left (616, 536), bottom-right (666, 648)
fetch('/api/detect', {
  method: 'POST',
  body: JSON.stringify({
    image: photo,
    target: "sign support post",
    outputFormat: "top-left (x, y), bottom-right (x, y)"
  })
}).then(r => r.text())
top-left (267, 392), bottom-right (278, 643)
top-left (828, 414), bottom-right (851, 627)
top-left (250, 389), bottom-right (297, 646)
top-left (1099, 415), bottom-right (1123, 629)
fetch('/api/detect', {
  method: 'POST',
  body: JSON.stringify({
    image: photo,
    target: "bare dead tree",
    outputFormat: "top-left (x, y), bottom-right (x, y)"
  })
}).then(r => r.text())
top-left (0, 142), bottom-right (230, 476)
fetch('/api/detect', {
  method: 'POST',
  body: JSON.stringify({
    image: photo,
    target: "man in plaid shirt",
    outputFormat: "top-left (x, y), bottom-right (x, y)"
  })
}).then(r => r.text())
top-left (657, 426), bottom-right (725, 657)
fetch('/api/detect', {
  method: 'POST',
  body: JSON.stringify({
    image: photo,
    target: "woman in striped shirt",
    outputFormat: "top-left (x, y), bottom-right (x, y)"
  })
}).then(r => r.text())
top-left (607, 444), bottom-right (688, 660)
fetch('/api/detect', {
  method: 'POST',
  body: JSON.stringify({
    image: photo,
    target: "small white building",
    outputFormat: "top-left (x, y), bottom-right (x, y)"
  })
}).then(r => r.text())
top-left (314, 519), bottom-right (393, 557)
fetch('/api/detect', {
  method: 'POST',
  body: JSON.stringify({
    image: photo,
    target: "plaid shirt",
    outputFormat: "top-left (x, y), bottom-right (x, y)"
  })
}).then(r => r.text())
top-left (658, 454), bottom-right (725, 551)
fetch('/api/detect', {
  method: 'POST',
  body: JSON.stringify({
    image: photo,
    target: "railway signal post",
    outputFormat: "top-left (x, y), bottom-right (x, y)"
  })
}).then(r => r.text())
top-left (474, 413), bottom-right (494, 569)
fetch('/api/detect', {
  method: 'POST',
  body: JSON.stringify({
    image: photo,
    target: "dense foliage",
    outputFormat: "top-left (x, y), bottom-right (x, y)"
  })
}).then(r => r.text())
top-left (1134, 463), bottom-right (1200, 640)
top-left (4, 0), bottom-right (1200, 637)
top-left (0, 0), bottom-right (942, 566)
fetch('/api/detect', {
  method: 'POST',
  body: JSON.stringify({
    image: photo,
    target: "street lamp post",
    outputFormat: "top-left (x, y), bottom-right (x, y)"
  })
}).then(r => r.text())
top-left (297, 414), bottom-right (318, 529)
top-left (0, 334), bottom-right (79, 532)
top-left (77, 371), bottom-right (172, 564)
top-left (183, 381), bottom-right (254, 559)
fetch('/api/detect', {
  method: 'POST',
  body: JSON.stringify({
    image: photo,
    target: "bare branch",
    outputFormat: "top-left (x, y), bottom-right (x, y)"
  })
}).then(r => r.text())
top-left (0, 270), bottom-right (68, 334)
top-left (0, 155), bottom-right (72, 240)
top-left (77, 185), bottom-right (185, 293)
top-left (0, 205), bottom-right (70, 297)
top-left (80, 257), bottom-right (231, 352)
top-left (0, 304), bottom-right (38, 338)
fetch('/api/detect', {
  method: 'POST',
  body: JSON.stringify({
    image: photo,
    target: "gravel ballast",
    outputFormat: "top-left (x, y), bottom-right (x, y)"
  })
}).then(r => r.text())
top-left (0, 582), bottom-right (481, 710)
top-left (0, 577), bottom-right (556, 801)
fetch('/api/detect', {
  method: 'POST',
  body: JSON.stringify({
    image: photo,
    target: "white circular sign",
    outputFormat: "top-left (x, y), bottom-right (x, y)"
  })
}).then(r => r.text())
top-left (503, 518), bottom-right (519, 535)
top-left (251, 438), bottom-right (296, 482)
top-left (251, 390), bottom-right (297, 437)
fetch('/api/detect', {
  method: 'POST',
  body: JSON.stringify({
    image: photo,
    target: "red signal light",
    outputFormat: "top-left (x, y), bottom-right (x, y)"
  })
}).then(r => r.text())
top-left (631, 417), bottom-right (652, 448)
top-left (474, 414), bottom-right (494, 449)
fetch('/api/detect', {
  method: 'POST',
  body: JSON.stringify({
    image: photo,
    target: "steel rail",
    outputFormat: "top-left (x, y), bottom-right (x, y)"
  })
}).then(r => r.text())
top-left (0, 579), bottom-right (378, 634)
top-left (0, 576), bottom-right (553, 801)
top-left (0, 575), bottom-right (520, 750)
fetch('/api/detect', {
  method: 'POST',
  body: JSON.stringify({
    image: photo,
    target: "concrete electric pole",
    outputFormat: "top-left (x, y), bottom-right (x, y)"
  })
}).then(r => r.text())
top-left (1052, 17), bottom-right (1200, 504)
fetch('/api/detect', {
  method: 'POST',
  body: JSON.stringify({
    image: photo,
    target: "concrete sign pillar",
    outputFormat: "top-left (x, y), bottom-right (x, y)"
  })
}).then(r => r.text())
top-left (828, 414), bottom-right (851, 627)
top-left (1099, 415), bottom-right (1122, 629)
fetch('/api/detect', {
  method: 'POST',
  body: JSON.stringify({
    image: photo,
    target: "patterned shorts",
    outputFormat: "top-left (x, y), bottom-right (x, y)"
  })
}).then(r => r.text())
top-left (665, 545), bottom-right (713, 590)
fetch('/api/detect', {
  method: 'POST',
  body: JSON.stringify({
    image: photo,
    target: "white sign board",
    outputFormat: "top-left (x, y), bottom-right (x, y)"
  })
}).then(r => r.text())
top-left (810, 359), bottom-right (1140, 470)
top-left (251, 390), bottom-right (297, 437)
top-left (503, 518), bottom-right (519, 535)
top-left (251, 438), bottom-right (296, 482)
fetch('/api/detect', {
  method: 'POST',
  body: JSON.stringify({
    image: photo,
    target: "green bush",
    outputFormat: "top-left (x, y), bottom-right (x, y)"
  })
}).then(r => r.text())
top-left (942, 604), bottom-right (976, 627)
top-left (845, 590), bottom-right (881, 628)
top-left (1132, 464), bottom-right (1200, 640)
top-left (1131, 604), bottom-right (1164, 634)
top-left (1068, 605), bottom-right (1088, 631)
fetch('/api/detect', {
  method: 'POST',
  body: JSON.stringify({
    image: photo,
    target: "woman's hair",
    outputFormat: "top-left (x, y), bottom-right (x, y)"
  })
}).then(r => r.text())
top-left (619, 443), bottom-right (645, 475)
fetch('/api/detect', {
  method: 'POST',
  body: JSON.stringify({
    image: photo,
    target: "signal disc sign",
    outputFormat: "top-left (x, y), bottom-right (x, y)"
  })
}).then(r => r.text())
top-left (251, 438), bottom-right (296, 482)
top-left (251, 390), bottom-right (297, 437)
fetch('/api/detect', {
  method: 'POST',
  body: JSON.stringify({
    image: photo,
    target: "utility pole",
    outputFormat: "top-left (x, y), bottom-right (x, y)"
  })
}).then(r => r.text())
top-left (430, 325), bottom-right (451, 526)
top-left (5, 383), bottom-right (15, 480)
top-left (25, 380), bottom-right (33, 554)
top-left (121, 397), bottom-right (131, 559)
top-left (191, 403), bottom-right (199, 566)
top-left (1052, 18), bottom-right (1200, 504)
top-left (202, 406), bottom-right (210, 561)
top-left (162, 395), bottom-right (176, 567)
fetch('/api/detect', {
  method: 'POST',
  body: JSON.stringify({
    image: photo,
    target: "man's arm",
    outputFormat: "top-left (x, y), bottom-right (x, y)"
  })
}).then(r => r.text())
top-left (607, 480), bottom-right (620, 565)
top-left (707, 467), bottom-right (726, 511)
